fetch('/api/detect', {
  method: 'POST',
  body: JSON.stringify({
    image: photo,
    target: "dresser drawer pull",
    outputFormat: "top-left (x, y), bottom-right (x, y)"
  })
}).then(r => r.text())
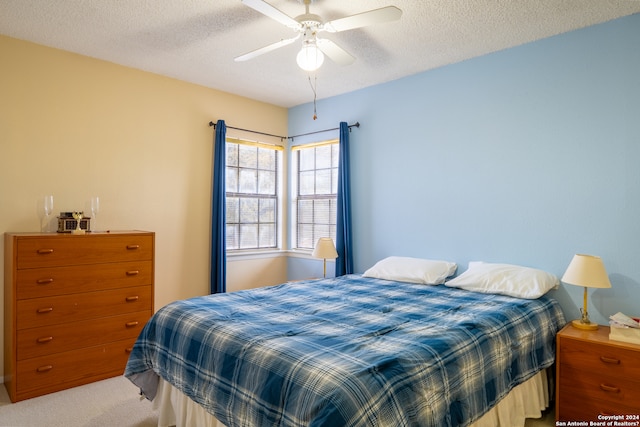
top-left (126, 244), bottom-right (140, 250)
top-left (36, 278), bottom-right (54, 285)
top-left (125, 321), bottom-right (140, 327)
top-left (125, 347), bottom-right (134, 353)
top-left (37, 307), bottom-right (54, 314)
top-left (599, 384), bottom-right (620, 393)
top-left (37, 365), bottom-right (53, 373)
top-left (125, 296), bottom-right (139, 302)
top-left (600, 356), bottom-right (620, 364)
top-left (37, 248), bottom-right (54, 255)
top-left (37, 336), bottom-right (54, 344)
top-left (126, 270), bottom-right (140, 276)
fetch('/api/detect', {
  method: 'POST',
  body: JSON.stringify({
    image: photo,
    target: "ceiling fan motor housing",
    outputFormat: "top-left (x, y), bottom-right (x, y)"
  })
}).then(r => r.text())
top-left (296, 14), bottom-right (322, 30)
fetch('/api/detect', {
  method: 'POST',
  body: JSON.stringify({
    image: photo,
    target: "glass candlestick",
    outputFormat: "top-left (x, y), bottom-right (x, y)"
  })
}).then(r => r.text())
top-left (38, 195), bottom-right (54, 232)
top-left (90, 196), bottom-right (100, 232)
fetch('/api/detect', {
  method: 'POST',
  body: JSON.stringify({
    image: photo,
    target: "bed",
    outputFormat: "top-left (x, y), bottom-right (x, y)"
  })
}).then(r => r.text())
top-left (125, 269), bottom-right (565, 427)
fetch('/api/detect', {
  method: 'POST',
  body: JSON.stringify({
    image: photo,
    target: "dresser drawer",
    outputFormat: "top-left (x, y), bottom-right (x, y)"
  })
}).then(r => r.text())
top-left (558, 337), bottom-right (640, 379)
top-left (17, 310), bottom-right (151, 360)
top-left (15, 338), bottom-right (135, 400)
top-left (16, 260), bottom-right (153, 299)
top-left (16, 234), bottom-right (153, 269)
top-left (17, 285), bottom-right (152, 330)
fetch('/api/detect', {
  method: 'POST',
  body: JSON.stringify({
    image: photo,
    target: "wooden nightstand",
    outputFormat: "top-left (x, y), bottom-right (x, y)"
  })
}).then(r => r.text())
top-left (556, 323), bottom-right (640, 421)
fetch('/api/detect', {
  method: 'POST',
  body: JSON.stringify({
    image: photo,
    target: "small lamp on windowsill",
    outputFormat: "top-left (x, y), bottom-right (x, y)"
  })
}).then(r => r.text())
top-left (561, 254), bottom-right (612, 331)
top-left (312, 238), bottom-right (338, 278)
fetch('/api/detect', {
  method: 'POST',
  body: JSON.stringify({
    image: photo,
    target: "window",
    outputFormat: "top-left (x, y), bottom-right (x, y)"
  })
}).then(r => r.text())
top-left (226, 138), bottom-right (282, 250)
top-left (292, 140), bottom-right (339, 250)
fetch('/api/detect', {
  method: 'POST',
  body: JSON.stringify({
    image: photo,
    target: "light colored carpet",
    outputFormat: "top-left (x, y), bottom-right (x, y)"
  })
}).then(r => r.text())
top-left (0, 376), bottom-right (157, 427)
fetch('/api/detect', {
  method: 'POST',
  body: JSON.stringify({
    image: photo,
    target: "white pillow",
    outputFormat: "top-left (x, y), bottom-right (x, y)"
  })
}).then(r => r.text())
top-left (444, 261), bottom-right (559, 299)
top-left (362, 256), bottom-right (457, 285)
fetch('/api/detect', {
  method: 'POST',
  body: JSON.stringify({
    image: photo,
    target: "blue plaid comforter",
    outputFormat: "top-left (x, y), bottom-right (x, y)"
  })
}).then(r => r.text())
top-left (125, 274), bottom-right (565, 427)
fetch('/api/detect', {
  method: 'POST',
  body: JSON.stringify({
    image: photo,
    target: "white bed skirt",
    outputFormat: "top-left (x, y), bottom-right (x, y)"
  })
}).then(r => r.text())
top-left (153, 368), bottom-right (551, 427)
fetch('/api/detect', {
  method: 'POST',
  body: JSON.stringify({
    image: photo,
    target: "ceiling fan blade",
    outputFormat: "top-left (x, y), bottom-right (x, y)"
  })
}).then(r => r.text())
top-left (241, 0), bottom-right (300, 30)
top-left (235, 35), bottom-right (300, 62)
top-left (323, 6), bottom-right (402, 33)
top-left (316, 39), bottom-right (355, 66)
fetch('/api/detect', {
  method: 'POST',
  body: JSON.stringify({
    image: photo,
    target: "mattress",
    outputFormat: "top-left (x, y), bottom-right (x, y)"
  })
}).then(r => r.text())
top-left (125, 274), bottom-right (565, 426)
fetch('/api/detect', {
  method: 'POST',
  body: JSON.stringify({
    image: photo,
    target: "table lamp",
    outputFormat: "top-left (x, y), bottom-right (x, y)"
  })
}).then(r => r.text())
top-left (312, 237), bottom-right (338, 278)
top-left (561, 254), bottom-right (611, 330)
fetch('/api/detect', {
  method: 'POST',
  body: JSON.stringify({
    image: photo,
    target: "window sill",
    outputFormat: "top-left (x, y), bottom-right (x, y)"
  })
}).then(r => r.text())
top-left (226, 249), bottom-right (316, 261)
top-left (227, 249), bottom-right (287, 261)
top-left (287, 249), bottom-right (315, 260)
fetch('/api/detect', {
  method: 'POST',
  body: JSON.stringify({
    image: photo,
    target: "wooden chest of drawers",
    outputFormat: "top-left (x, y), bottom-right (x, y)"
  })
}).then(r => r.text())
top-left (556, 324), bottom-right (640, 421)
top-left (4, 231), bottom-right (154, 402)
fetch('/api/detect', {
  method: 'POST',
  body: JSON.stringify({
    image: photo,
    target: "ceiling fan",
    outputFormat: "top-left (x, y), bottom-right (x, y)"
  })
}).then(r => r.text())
top-left (235, 0), bottom-right (403, 71)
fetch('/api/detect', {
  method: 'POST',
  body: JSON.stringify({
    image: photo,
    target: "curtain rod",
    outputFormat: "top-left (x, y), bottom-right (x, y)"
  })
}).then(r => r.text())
top-left (208, 121), bottom-right (360, 142)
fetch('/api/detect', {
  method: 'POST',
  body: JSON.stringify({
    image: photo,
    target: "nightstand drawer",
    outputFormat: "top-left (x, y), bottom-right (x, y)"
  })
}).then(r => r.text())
top-left (559, 392), bottom-right (639, 420)
top-left (559, 336), bottom-right (640, 379)
top-left (559, 365), bottom-right (639, 408)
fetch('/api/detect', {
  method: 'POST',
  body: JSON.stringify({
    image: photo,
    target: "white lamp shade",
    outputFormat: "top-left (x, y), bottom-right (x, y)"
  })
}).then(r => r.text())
top-left (561, 254), bottom-right (611, 289)
top-left (296, 44), bottom-right (324, 71)
top-left (312, 237), bottom-right (338, 259)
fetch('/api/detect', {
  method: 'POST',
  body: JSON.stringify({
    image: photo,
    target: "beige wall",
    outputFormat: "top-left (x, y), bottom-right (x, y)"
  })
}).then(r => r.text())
top-left (0, 35), bottom-right (289, 378)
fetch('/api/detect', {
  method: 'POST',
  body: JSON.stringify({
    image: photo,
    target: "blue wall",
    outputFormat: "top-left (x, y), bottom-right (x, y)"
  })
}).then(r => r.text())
top-left (288, 14), bottom-right (640, 325)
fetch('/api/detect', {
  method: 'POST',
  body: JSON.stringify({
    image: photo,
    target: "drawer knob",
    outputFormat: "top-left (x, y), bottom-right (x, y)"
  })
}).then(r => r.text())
top-left (37, 307), bottom-right (54, 314)
top-left (600, 356), bottom-right (620, 364)
top-left (125, 347), bottom-right (133, 353)
top-left (37, 248), bottom-right (54, 255)
top-left (125, 321), bottom-right (140, 327)
top-left (37, 336), bottom-right (54, 344)
top-left (36, 278), bottom-right (54, 285)
top-left (126, 270), bottom-right (140, 276)
top-left (125, 296), bottom-right (139, 302)
top-left (599, 384), bottom-right (620, 393)
top-left (126, 244), bottom-right (140, 250)
top-left (37, 365), bottom-right (53, 373)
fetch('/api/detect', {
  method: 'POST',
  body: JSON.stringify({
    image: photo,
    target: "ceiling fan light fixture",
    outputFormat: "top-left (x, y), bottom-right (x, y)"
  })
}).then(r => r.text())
top-left (296, 44), bottom-right (324, 71)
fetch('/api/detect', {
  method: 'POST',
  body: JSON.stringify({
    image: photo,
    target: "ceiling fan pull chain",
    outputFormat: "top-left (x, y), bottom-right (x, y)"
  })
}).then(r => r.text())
top-left (308, 75), bottom-right (318, 120)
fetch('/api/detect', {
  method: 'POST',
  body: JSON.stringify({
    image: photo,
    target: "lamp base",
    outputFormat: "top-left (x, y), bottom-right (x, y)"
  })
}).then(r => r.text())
top-left (571, 319), bottom-right (599, 330)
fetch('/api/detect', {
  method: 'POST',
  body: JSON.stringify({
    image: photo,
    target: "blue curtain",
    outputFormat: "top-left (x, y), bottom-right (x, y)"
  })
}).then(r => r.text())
top-left (335, 122), bottom-right (353, 276)
top-left (210, 120), bottom-right (226, 293)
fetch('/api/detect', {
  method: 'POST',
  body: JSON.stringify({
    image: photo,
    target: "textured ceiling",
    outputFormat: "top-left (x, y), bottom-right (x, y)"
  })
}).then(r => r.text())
top-left (1, 0), bottom-right (640, 107)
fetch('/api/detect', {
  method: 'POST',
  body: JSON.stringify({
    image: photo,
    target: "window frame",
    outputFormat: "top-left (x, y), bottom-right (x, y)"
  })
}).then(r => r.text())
top-left (290, 139), bottom-right (339, 251)
top-left (225, 137), bottom-right (284, 252)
